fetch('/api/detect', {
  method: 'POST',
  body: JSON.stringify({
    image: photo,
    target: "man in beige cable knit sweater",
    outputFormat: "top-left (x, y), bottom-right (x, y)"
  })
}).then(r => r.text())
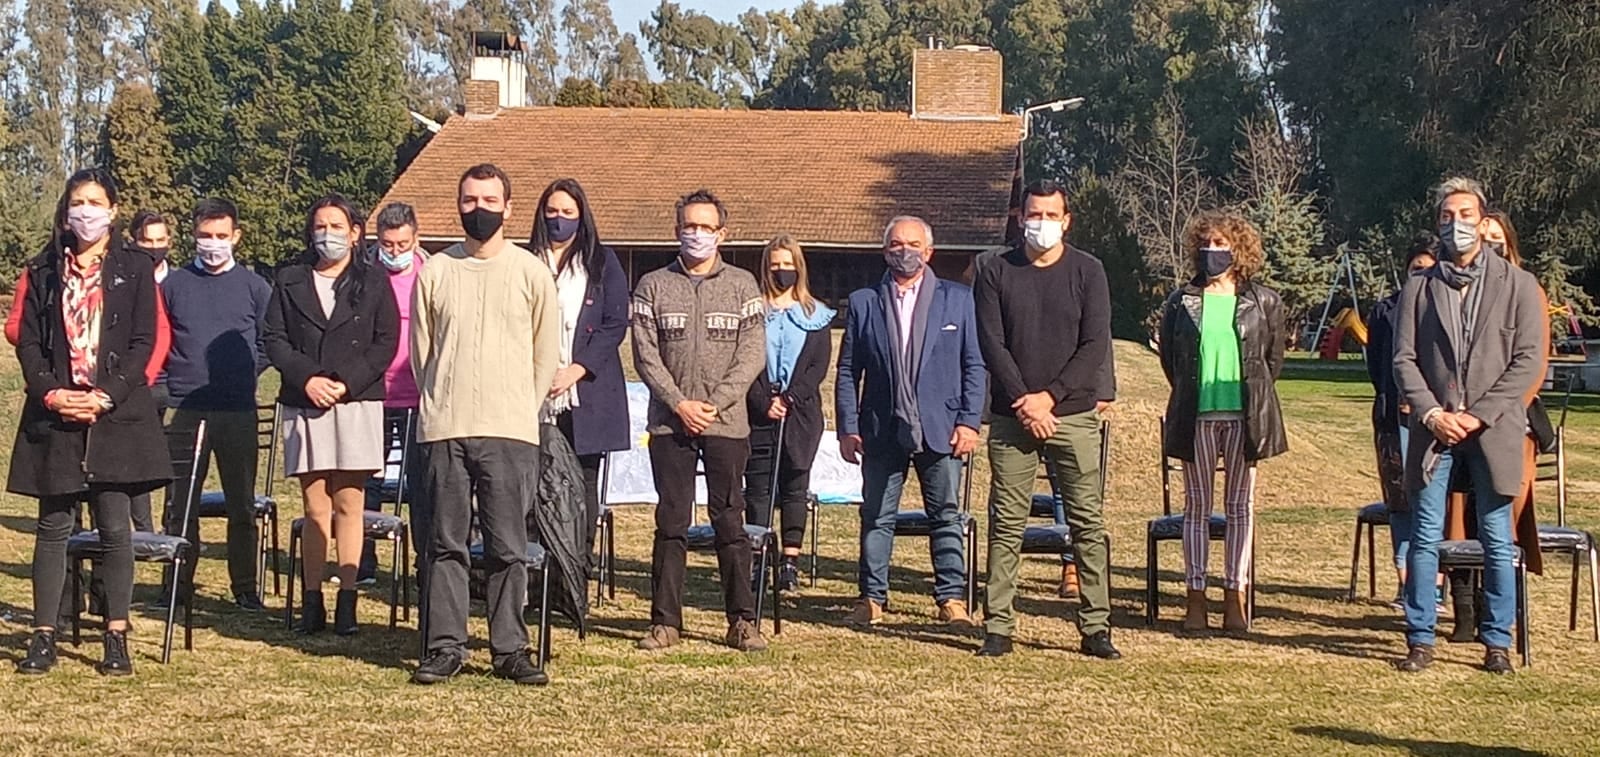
top-left (410, 163), bottom-right (560, 686)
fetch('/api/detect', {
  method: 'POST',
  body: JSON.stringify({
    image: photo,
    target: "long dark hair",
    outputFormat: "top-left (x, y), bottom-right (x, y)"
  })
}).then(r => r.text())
top-left (529, 178), bottom-right (601, 275)
top-left (51, 168), bottom-right (120, 253)
top-left (299, 194), bottom-right (370, 307)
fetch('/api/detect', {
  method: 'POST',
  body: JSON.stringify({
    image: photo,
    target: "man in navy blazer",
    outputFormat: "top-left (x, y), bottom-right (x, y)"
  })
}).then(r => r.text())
top-left (836, 216), bottom-right (986, 627)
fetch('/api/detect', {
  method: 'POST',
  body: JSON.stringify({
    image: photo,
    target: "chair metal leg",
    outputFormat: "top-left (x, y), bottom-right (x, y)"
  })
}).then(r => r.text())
top-left (966, 522), bottom-right (979, 611)
top-left (271, 511), bottom-right (283, 596)
top-left (1571, 549), bottom-right (1582, 632)
top-left (184, 580), bottom-right (194, 651)
top-left (1347, 521), bottom-right (1362, 603)
top-left (772, 538), bottom-right (783, 635)
top-left (1145, 534), bottom-right (1158, 626)
top-left (809, 499), bottom-right (819, 588)
top-left (257, 521), bottom-right (268, 604)
top-left (754, 543), bottom-right (771, 634)
top-left (162, 556), bottom-right (182, 664)
top-left (537, 565), bottom-right (552, 670)
top-left (401, 524), bottom-right (412, 624)
top-left (71, 559), bottom-right (83, 647)
top-left (283, 528), bottom-right (300, 630)
top-left (1366, 526), bottom-right (1377, 599)
top-left (1588, 544), bottom-right (1599, 642)
top-left (1517, 561), bottom-right (1531, 667)
top-left (388, 533), bottom-right (402, 630)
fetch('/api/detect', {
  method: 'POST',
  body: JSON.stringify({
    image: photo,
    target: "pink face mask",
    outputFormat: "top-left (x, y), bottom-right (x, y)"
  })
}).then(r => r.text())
top-left (678, 230), bottom-right (719, 263)
top-left (67, 205), bottom-right (113, 245)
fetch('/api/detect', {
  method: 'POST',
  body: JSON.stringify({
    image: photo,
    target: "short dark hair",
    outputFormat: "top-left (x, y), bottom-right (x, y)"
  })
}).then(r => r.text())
top-left (193, 197), bottom-right (239, 229)
top-left (375, 202), bottom-right (418, 234)
top-left (459, 163), bottom-right (511, 201)
top-left (129, 210), bottom-right (169, 240)
top-left (1406, 231), bottom-right (1444, 265)
top-left (1022, 179), bottom-right (1070, 213)
top-left (675, 188), bottom-right (727, 229)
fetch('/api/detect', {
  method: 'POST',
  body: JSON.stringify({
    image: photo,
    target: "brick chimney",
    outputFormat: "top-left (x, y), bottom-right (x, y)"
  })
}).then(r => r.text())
top-left (912, 45), bottom-right (1003, 121)
top-left (464, 31), bottom-right (527, 115)
top-left (465, 80), bottom-right (500, 116)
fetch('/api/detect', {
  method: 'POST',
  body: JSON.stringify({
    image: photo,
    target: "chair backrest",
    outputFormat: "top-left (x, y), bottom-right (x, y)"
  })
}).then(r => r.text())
top-left (256, 403), bottom-right (281, 498)
top-left (387, 408), bottom-right (417, 519)
top-left (1533, 374), bottom-right (1574, 526)
top-left (170, 420), bottom-right (209, 542)
top-left (1039, 419), bottom-right (1112, 506)
top-left (1157, 416), bottom-right (1224, 516)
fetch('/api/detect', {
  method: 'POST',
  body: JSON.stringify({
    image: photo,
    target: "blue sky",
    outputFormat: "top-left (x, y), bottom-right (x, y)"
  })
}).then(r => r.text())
top-left (613, 1), bottom-right (792, 38)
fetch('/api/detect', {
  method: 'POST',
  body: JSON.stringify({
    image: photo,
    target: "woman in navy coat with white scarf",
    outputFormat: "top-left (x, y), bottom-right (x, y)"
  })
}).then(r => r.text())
top-left (529, 178), bottom-right (631, 560)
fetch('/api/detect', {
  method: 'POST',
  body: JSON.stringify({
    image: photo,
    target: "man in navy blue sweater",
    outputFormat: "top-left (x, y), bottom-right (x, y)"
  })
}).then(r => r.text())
top-left (161, 198), bottom-right (273, 610)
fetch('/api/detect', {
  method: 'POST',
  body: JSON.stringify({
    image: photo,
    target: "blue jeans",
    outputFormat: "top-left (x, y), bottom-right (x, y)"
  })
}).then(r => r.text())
top-left (1404, 444), bottom-right (1516, 649)
top-left (858, 446), bottom-right (966, 605)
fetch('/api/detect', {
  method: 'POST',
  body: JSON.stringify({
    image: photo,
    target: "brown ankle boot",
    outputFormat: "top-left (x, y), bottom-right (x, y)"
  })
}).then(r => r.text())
top-left (1223, 588), bottom-right (1248, 631)
top-left (1058, 563), bottom-right (1081, 601)
top-left (1183, 589), bottom-right (1208, 631)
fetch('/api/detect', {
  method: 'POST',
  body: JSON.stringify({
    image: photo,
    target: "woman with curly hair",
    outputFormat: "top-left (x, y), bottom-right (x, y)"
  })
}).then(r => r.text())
top-left (1158, 209), bottom-right (1287, 632)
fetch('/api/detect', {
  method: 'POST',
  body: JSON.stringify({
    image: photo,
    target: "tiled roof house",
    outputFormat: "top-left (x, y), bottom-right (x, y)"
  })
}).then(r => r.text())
top-left (375, 39), bottom-right (1025, 301)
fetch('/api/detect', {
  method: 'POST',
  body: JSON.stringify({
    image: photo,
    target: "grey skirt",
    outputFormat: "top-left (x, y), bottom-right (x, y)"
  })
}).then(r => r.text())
top-left (282, 400), bottom-right (386, 477)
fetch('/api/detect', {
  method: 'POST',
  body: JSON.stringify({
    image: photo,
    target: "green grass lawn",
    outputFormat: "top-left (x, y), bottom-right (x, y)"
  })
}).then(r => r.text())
top-left (1, 341), bottom-right (1599, 755)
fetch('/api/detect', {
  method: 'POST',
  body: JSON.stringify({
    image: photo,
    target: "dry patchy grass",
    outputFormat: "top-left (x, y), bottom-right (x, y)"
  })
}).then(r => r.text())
top-left (1, 341), bottom-right (1598, 755)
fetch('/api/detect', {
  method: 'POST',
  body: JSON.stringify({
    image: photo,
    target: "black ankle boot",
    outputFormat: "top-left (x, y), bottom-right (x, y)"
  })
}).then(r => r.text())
top-left (334, 589), bottom-right (358, 636)
top-left (98, 629), bottom-right (134, 676)
top-left (1448, 572), bottom-right (1477, 644)
top-left (298, 589), bottom-right (327, 635)
top-left (15, 629), bottom-right (57, 675)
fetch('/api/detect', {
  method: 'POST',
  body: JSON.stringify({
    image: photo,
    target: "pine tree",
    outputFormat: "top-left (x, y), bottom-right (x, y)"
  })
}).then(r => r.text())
top-left (99, 81), bottom-right (185, 219)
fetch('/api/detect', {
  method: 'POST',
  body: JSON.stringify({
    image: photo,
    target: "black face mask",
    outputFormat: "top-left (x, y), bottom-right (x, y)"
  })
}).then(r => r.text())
top-left (460, 207), bottom-right (505, 242)
top-left (772, 269), bottom-right (799, 291)
top-left (137, 245), bottom-right (170, 263)
top-left (1201, 248), bottom-right (1234, 279)
top-left (545, 215), bottom-right (580, 244)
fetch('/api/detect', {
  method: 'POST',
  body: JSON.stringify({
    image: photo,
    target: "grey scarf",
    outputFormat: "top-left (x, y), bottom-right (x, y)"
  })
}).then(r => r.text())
top-left (1436, 252), bottom-right (1488, 377)
top-left (882, 271), bottom-right (935, 451)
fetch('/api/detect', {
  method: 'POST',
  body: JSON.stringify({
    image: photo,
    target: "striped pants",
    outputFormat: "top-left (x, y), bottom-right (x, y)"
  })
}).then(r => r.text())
top-left (1182, 418), bottom-right (1257, 591)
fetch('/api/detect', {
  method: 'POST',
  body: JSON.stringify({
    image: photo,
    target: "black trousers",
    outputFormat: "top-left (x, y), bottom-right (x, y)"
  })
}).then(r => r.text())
top-left (36, 489), bottom-right (134, 628)
top-left (648, 433), bottom-right (755, 629)
top-left (165, 408), bottom-right (260, 598)
top-left (359, 407), bottom-right (431, 581)
top-left (743, 424), bottom-right (810, 550)
top-left (555, 412), bottom-right (604, 564)
top-left (423, 437), bottom-right (537, 661)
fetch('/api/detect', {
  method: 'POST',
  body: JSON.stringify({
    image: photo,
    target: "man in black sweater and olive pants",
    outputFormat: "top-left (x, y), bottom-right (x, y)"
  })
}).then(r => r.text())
top-left (974, 180), bottom-right (1118, 659)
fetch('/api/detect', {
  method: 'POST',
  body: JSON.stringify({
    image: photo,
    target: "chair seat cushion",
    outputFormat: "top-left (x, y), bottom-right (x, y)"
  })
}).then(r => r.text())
top-left (1437, 539), bottom-right (1526, 568)
top-left (687, 523), bottom-right (772, 551)
top-left (1357, 503), bottom-right (1391, 526)
top-left (1030, 493), bottom-right (1060, 520)
top-left (197, 491), bottom-right (275, 519)
top-left (1148, 513), bottom-right (1226, 541)
top-left (68, 530), bottom-right (188, 562)
top-left (1021, 525), bottom-right (1073, 555)
top-left (292, 513), bottom-right (406, 539)
top-left (894, 510), bottom-right (974, 537)
top-left (468, 540), bottom-right (547, 569)
top-left (1538, 525), bottom-right (1594, 553)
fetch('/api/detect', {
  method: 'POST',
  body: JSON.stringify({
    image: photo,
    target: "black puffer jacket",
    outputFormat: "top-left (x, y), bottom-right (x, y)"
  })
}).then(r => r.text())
top-left (1158, 278), bottom-right (1288, 463)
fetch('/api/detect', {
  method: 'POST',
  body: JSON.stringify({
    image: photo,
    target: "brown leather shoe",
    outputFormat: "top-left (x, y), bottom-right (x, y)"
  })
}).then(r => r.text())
top-left (725, 619), bottom-right (768, 652)
top-left (849, 598), bottom-right (884, 626)
top-left (1058, 563), bottom-right (1081, 601)
top-left (1183, 589), bottom-right (1209, 631)
top-left (1222, 588), bottom-right (1249, 631)
top-left (938, 599), bottom-right (975, 627)
top-left (636, 624), bottom-right (681, 650)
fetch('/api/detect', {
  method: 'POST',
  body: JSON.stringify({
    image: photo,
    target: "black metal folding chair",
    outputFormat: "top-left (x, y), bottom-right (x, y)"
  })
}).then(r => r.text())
top-left (1532, 393), bottom-right (1599, 641)
top-left (194, 403), bottom-right (282, 598)
top-left (688, 419), bottom-right (785, 634)
top-left (284, 409), bottom-right (414, 630)
top-left (891, 454), bottom-right (979, 611)
top-left (69, 421), bottom-right (208, 664)
top-left (1144, 418), bottom-right (1257, 627)
top-left (1017, 420), bottom-right (1112, 572)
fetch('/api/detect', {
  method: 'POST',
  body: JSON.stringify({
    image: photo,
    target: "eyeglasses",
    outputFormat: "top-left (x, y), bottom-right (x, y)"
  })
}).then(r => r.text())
top-left (680, 223), bottom-right (723, 235)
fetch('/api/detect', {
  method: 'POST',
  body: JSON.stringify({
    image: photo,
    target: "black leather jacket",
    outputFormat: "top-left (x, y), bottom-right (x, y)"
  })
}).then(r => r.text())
top-left (1158, 278), bottom-right (1288, 463)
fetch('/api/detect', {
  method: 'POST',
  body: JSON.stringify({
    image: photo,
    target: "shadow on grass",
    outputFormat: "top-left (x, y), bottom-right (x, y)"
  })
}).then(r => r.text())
top-left (1293, 726), bottom-right (1550, 756)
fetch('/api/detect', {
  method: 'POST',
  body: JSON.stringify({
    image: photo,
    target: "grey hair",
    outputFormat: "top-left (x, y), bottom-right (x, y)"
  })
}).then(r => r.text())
top-left (1434, 177), bottom-right (1488, 214)
top-left (375, 202), bottom-right (418, 234)
top-left (882, 215), bottom-right (934, 249)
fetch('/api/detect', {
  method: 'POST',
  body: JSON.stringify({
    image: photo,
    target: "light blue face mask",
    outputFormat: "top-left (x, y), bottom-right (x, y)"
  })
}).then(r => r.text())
top-left (1440, 219), bottom-right (1480, 259)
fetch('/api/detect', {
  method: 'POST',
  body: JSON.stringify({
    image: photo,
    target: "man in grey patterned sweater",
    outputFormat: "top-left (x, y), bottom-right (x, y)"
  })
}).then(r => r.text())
top-left (631, 189), bottom-right (769, 652)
